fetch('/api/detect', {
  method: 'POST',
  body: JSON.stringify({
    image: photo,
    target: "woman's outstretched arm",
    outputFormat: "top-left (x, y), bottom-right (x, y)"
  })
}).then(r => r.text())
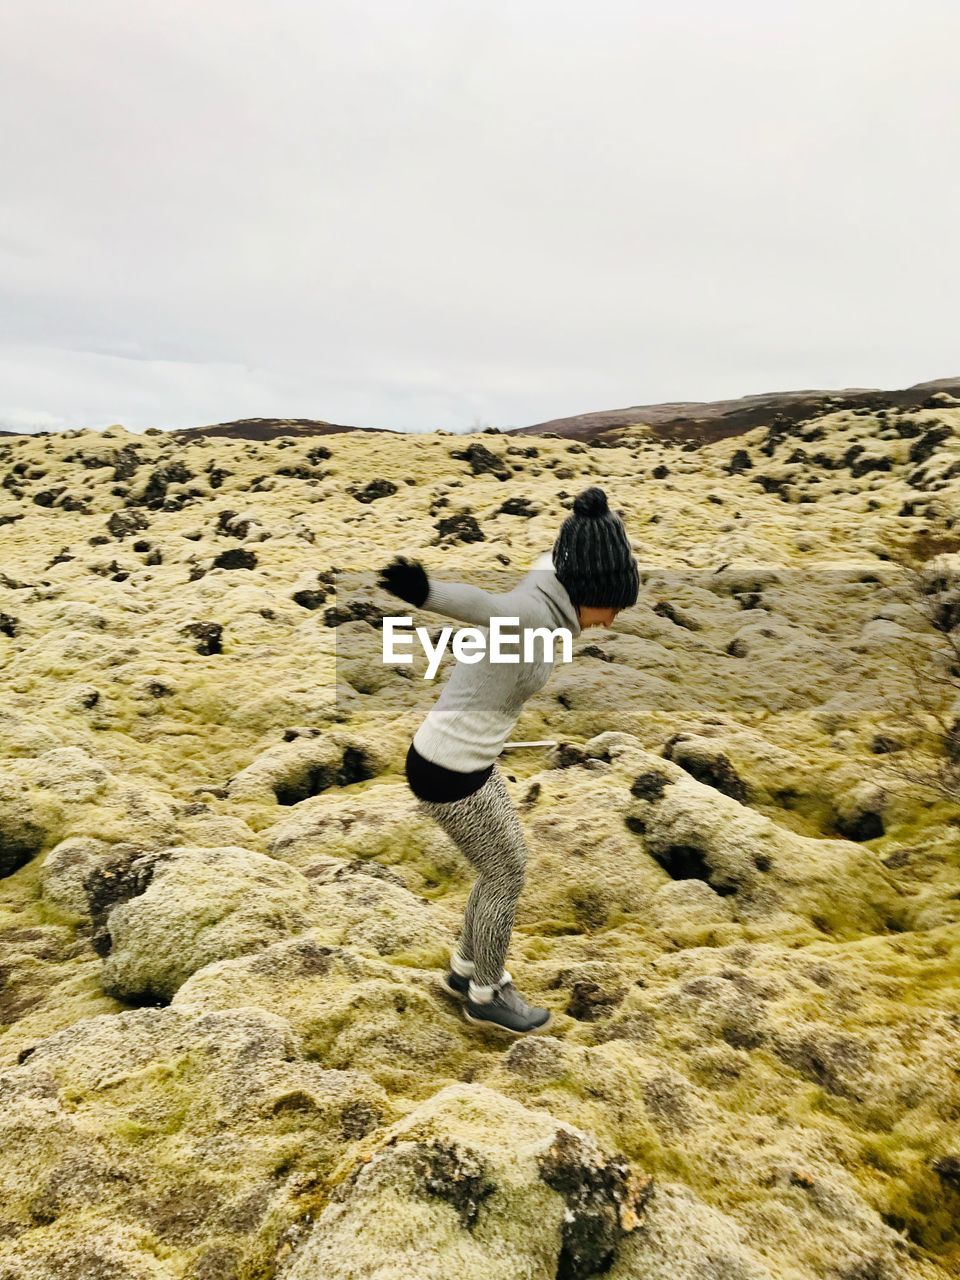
top-left (377, 556), bottom-right (521, 626)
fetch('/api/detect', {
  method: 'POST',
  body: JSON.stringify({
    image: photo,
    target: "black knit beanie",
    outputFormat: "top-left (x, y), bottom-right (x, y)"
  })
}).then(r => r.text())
top-left (552, 487), bottom-right (639, 609)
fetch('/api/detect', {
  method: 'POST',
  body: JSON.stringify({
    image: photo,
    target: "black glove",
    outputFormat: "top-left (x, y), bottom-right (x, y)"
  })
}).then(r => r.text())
top-left (377, 556), bottom-right (429, 608)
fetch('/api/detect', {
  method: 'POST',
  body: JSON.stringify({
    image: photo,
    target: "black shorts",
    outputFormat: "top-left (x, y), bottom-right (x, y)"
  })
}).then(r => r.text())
top-left (405, 741), bottom-right (494, 804)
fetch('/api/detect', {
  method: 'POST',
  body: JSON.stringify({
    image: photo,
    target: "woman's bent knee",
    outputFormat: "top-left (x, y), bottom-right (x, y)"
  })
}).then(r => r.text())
top-left (501, 852), bottom-right (526, 894)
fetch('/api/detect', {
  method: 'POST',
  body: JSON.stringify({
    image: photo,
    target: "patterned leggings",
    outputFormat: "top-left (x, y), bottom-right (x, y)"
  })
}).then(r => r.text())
top-left (416, 767), bottom-right (527, 987)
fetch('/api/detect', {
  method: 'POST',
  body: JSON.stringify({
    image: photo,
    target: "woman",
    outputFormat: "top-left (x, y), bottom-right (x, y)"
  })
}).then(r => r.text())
top-left (377, 486), bottom-right (639, 1035)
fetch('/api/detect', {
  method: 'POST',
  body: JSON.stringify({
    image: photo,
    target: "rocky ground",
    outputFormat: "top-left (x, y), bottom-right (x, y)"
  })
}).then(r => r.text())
top-left (1, 393), bottom-right (959, 1280)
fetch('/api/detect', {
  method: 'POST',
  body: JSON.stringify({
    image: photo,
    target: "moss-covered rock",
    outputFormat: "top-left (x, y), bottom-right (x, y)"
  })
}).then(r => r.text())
top-left (229, 732), bottom-right (387, 810)
top-left (0, 775), bottom-right (63, 879)
top-left (304, 859), bottom-right (459, 959)
top-left (609, 1182), bottom-right (771, 1279)
top-left (281, 1082), bottom-right (652, 1280)
top-left (265, 778), bottom-right (478, 911)
top-left (174, 931), bottom-right (468, 1095)
top-left (100, 845), bottom-right (315, 1002)
top-left (619, 746), bottom-right (901, 940)
top-left (0, 1006), bottom-right (392, 1277)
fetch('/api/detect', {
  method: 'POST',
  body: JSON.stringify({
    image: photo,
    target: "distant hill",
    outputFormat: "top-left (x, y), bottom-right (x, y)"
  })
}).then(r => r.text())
top-left (147, 376), bottom-right (960, 444)
top-left (173, 417), bottom-right (392, 441)
top-left (2, 378), bottom-right (957, 441)
top-left (510, 377), bottom-right (960, 444)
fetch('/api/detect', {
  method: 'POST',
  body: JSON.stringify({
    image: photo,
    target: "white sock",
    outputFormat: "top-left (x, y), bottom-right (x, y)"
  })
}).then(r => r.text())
top-left (450, 950), bottom-right (474, 978)
top-left (468, 970), bottom-right (511, 1004)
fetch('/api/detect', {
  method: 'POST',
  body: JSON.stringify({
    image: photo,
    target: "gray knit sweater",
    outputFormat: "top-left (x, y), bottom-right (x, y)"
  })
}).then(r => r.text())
top-left (412, 557), bottom-right (581, 771)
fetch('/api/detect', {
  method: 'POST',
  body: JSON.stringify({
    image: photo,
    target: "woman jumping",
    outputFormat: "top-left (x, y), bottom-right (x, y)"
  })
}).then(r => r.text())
top-left (378, 486), bottom-right (639, 1036)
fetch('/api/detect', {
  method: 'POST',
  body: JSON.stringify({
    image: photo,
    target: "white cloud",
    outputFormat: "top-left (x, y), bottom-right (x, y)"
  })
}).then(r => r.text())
top-left (1, 0), bottom-right (958, 433)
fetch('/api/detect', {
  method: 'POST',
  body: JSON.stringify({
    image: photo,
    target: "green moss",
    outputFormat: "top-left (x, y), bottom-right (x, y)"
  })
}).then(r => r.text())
top-left (530, 917), bottom-right (583, 937)
top-left (3, 412), bottom-right (960, 1277)
top-left (388, 942), bottom-right (448, 969)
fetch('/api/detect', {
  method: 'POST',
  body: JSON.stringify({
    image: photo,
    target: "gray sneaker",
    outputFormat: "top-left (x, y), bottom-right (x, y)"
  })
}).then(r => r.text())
top-left (464, 973), bottom-right (552, 1035)
top-left (438, 969), bottom-right (470, 1000)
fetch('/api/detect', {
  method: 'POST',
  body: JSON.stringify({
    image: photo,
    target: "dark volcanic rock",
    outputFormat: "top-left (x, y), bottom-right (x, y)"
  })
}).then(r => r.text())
top-left (450, 442), bottom-right (511, 481)
top-left (565, 980), bottom-right (625, 1022)
top-left (652, 601), bottom-right (700, 631)
top-left (663, 736), bottom-right (748, 803)
top-left (752, 474), bottom-right (790, 496)
top-left (909, 425), bottom-right (953, 465)
top-left (352, 479), bottom-right (398, 504)
top-left (292, 587), bottom-right (328, 610)
top-left (537, 1128), bottom-right (652, 1280)
top-left (850, 454), bottom-right (892, 478)
top-left (323, 601), bottom-right (383, 628)
top-left (497, 495), bottom-right (539, 517)
top-left (112, 445), bottom-right (142, 480)
top-left (33, 487), bottom-right (66, 507)
top-left (215, 510), bottom-right (252, 539)
top-left (403, 1140), bottom-right (494, 1229)
top-left (212, 547), bottom-right (257, 571)
top-left (140, 461), bottom-right (194, 509)
top-left (84, 845), bottom-right (171, 957)
top-left (434, 513), bottom-right (485, 544)
top-left (182, 622), bottom-right (223, 655)
top-left (629, 771), bottom-right (671, 802)
top-left (107, 510), bottom-right (150, 539)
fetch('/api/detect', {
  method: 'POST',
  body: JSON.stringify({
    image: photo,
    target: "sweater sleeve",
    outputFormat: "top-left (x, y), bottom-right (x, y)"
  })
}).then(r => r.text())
top-left (423, 579), bottom-right (526, 627)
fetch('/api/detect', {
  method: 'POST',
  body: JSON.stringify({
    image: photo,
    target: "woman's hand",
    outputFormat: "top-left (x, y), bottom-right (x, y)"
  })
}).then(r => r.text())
top-left (377, 556), bottom-right (429, 608)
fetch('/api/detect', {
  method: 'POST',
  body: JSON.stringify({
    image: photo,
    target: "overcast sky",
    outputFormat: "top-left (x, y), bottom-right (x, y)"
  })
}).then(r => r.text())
top-left (1, 1), bottom-right (958, 434)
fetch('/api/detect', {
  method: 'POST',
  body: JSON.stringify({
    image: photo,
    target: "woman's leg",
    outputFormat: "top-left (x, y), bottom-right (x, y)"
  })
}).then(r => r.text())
top-left (418, 768), bottom-right (527, 988)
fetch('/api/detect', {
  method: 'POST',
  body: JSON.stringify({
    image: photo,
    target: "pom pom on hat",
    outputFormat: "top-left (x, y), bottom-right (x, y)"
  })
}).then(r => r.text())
top-left (572, 487), bottom-right (609, 517)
